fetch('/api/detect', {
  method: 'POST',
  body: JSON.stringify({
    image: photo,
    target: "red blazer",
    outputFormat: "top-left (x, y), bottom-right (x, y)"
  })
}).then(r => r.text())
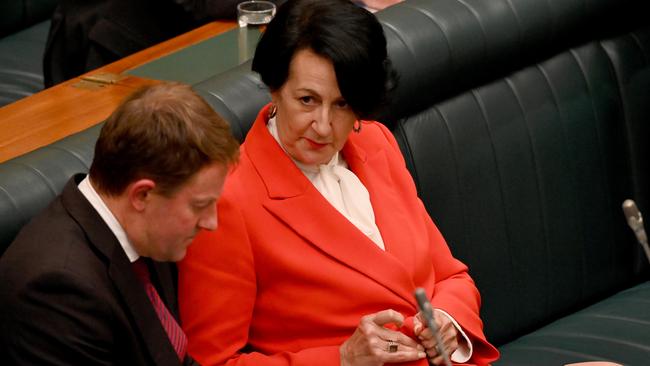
top-left (178, 105), bottom-right (499, 365)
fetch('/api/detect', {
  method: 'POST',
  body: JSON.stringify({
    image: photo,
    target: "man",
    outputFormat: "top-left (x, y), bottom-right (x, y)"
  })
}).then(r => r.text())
top-left (43, 0), bottom-right (284, 87)
top-left (0, 83), bottom-right (239, 365)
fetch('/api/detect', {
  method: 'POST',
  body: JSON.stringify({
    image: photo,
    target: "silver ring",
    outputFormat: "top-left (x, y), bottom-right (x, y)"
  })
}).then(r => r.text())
top-left (387, 340), bottom-right (398, 353)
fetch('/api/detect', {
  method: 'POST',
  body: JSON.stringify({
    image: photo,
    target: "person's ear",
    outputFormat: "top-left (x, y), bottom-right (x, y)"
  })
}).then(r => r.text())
top-left (127, 179), bottom-right (156, 212)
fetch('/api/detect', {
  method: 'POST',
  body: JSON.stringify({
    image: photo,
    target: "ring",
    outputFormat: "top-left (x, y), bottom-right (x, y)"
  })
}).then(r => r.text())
top-left (435, 344), bottom-right (443, 355)
top-left (387, 340), bottom-right (398, 353)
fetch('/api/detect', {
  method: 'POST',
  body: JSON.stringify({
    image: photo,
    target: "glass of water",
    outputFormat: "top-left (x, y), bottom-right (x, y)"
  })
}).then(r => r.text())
top-left (237, 1), bottom-right (276, 27)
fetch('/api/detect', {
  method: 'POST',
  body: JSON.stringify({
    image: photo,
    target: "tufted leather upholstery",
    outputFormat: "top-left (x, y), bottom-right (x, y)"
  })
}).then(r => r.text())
top-left (197, 0), bottom-right (650, 363)
top-left (0, 125), bottom-right (100, 252)
top-left (0, 21), bottom-right (51, 106)
top-left (0, 0), bottom-right (57, 38)
top-left (193, 62), bottom-right (271, 142)
top-left (1, 0), bottom-right (648, 364)
top-left (0, 0), bottom-right (57, 106)
top-left (392, 24), bottom-right (650, 362)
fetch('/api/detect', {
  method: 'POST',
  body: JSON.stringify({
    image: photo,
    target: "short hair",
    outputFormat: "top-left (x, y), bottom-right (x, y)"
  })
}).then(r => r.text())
top-left (252, 0), bottom-right (397, 119)
top-left (89, 82), bottom-right (239, 197)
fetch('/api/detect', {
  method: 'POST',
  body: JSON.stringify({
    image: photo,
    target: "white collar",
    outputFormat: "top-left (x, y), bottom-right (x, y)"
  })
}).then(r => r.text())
top-left (266, 115), bottom-right (347, 176)
top-left (266, 115), bottom-right (385, 249)
top-left (78, 175), bottom-right (140, 263)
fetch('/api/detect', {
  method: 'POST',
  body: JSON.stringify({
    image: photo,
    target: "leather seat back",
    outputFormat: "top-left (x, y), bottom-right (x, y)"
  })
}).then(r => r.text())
top-left (0, 125), bottom-right (100, 254)
top-left (194, 0), bottom-right (650, 345)
top-left (0, 0), bottom-right (57, 38)
top-left (1, 0), bottom-right (648, 349)
top-left (393, 29), bottom-right (650, 343)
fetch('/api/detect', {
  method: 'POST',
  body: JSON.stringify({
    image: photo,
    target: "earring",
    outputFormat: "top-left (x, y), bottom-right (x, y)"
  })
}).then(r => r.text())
top-left (353, 120), bottom-right (361, 133)
top-left (269, 104), bottom-right (277, 119)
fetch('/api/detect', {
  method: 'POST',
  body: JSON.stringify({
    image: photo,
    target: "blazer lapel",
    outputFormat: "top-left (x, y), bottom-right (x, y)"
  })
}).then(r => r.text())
top-left (344, 133), bottom-right (423, 281)
top-left (62, 176), bottom-right (181, 366)
top-left (245, 112), bottom-right (417, 305)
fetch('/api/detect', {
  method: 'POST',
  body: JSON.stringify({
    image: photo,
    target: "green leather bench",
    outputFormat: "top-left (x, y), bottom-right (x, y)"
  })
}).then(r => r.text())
top-left (191, 0), bottom-right (650, 363)
top-left (1, 0), bottom-right (648, 364)
top-left (0, 0), bottom-right (57, 106)
top-left (380, 1), bottom-right (650, 363)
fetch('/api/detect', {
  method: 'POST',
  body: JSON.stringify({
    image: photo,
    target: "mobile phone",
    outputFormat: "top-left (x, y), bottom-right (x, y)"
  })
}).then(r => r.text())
top-left (414, 287), bottom-right (452, 366)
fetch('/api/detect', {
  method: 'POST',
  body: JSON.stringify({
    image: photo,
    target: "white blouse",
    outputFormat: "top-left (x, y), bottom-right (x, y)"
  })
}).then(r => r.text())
top-left (267, 116), bottom-right (386, 250)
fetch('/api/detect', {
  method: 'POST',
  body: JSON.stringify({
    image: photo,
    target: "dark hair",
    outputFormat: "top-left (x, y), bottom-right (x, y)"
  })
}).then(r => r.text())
top-left (89, 83), bottom-right (239, 196)
top-left (252, 0), bottom-right (397, 119)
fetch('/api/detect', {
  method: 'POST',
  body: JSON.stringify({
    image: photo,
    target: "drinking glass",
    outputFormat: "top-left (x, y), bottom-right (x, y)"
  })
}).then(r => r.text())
top-left (237, 1), bottom-right (276, 27)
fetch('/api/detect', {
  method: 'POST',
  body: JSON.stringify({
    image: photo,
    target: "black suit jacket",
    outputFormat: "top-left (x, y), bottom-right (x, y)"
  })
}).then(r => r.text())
top-left (0, 175), bottom-right (198, 366)
top-left (42, 0), bottom-right (282, 87)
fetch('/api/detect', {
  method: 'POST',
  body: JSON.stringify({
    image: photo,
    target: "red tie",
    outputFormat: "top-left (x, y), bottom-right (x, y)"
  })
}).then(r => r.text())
top-left (132, 259), bottom-right (187, 361)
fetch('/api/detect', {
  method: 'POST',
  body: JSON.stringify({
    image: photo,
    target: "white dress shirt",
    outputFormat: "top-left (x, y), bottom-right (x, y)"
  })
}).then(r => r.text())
top-left (78, 175), bottom-right (139, 263)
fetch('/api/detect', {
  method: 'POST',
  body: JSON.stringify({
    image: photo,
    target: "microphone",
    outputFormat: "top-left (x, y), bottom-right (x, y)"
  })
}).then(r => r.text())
top-left (414, 288), bottom-right (452, 366)
top-left (622, 199), bottom-right (650, 264)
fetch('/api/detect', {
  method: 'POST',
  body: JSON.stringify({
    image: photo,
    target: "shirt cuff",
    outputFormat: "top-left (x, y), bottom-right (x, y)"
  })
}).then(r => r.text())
top-left (434, 309), bottom-right (473, 363)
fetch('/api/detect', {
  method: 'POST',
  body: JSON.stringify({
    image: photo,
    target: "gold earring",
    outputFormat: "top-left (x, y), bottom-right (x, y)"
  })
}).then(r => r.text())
top-left (269, 104), bottom-right (277, 119)
top-left (353, 120), bottom-right (361, 133)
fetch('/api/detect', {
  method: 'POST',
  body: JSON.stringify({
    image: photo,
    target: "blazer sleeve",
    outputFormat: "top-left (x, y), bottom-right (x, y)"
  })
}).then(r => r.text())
top-left (375, 122), bottom-right (500, 365)
top-left (178, 197), bottom-right (342, 366)
top-left (0, 270), bottom-right (115, 365)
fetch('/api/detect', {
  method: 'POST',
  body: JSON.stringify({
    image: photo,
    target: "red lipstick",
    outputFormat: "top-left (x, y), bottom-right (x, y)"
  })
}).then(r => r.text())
top-left (305, 138), bottom-right (328, 149)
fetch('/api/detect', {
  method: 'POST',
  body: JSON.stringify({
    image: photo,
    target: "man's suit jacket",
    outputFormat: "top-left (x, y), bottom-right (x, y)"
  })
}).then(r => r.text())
top-left (0, 174), bottom-right (197, 366)
top-left (178, 105), bottom-right (500, 365)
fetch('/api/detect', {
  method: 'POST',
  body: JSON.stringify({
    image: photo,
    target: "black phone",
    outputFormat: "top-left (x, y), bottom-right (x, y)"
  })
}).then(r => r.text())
top-left (414, 287), bottom-right (452, 366)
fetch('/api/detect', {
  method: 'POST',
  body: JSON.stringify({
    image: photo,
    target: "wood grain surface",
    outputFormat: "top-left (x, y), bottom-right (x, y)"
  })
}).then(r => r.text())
top-left (0, 21), bottom-right (236, 163)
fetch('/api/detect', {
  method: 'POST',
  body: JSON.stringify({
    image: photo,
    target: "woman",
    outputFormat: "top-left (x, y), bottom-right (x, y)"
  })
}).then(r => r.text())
top-left (178, 0), bottom-right (499, 365)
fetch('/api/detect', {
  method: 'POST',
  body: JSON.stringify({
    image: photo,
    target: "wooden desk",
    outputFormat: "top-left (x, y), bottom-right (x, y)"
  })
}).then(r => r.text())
top-left (0, 20), bottom-right (237, 163)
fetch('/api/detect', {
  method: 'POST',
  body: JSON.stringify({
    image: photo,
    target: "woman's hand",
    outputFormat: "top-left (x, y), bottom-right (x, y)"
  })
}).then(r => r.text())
top-left (413, 310), bottom-right (459, 365)
top-left (340, 309), bottom-right (427, 366)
